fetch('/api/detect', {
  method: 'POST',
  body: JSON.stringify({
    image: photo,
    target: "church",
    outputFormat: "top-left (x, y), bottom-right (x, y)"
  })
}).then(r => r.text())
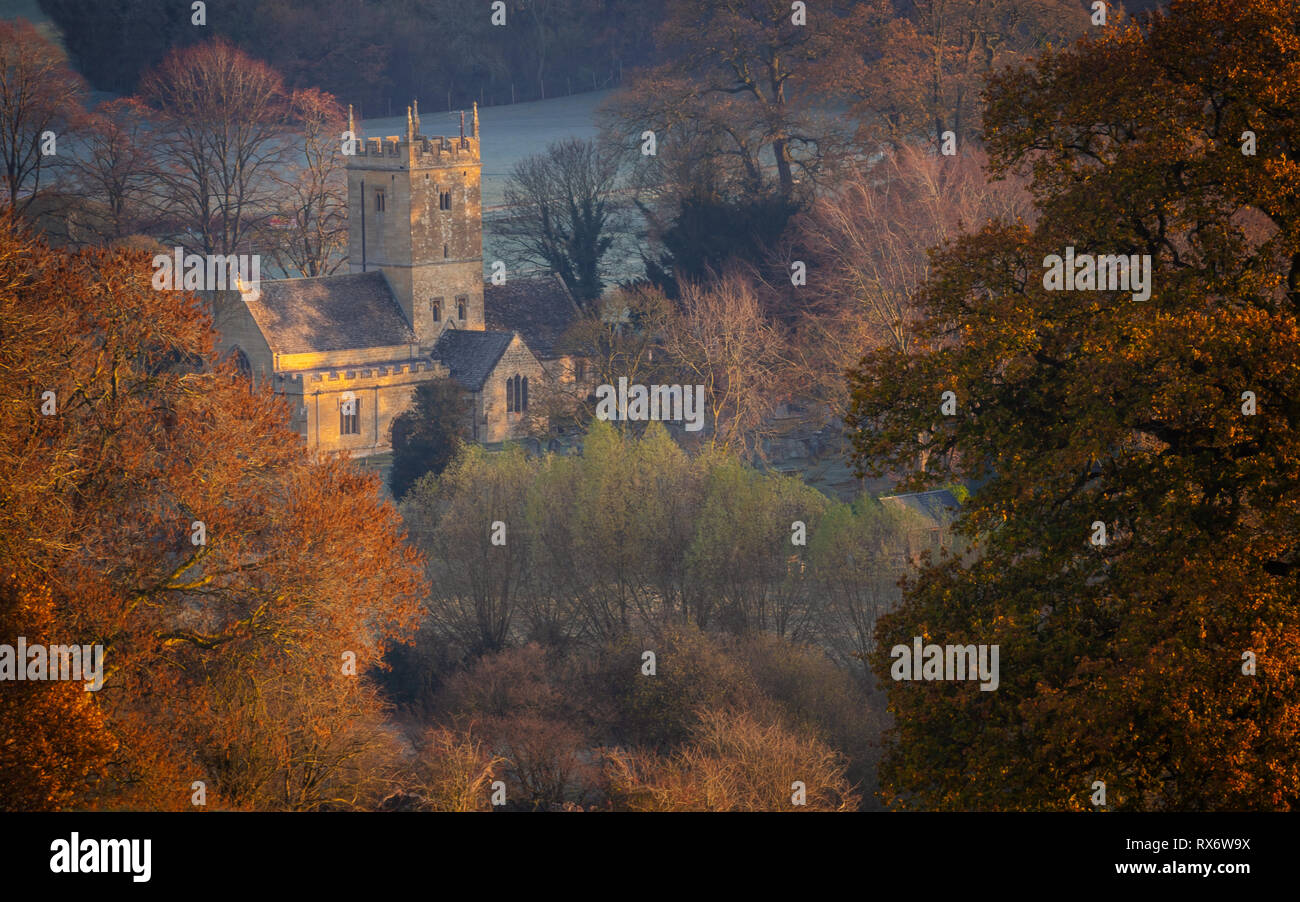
top-left (214, 102), bottom-right (583, 455)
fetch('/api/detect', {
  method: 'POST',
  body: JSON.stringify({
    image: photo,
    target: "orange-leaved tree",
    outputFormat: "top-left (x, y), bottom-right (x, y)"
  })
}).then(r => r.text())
top-left (0, 218), bottom-right (425, 810)
top-left (850, 0), bottom-right (1300, 810)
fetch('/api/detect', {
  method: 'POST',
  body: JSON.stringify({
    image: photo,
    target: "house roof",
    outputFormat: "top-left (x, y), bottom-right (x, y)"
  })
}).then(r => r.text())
top-left (879, 489), bottom-right (962, 527)
top-left (432, 328), bottom-right (516, 391)
top-left (484, 273), bottom-right (580, 358)
top-left (243, 271), bottom-right (415, 355)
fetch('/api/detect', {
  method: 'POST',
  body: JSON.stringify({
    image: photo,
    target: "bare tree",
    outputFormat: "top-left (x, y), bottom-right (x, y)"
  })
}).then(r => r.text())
top-left (662, 268), bottom-right (787, 455)
top-left (270, 88), bottom-right (349, 277)
top-left (791, 145), bottom-right (1031, 417)
top-left (603, 0), bottom-right (853, 204)
top-left (0, 20), bottom-right (86, 212)
top-left (71, 98), bottom-right (156, 243)
top-left (496, 137), bottom-right (622, 308)
top-left (137, 38), bottom-right (292, 257)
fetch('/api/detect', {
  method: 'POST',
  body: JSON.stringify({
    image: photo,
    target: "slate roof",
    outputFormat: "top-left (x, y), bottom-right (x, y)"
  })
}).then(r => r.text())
top-left (244, 271), bottom-right (416, 355)
top-left (879, 489), bottom-right (962, 527)
top-left (432, 328), bottom-right (515, 391)
top-left (484, 273), bottom-right (580, 359)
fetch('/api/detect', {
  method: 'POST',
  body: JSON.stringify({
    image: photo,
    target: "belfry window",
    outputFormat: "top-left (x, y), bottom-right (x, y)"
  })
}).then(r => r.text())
top-left (439, 190), bottom-right (452, 210)
top-left (374, 190), bottom-right (385, 212)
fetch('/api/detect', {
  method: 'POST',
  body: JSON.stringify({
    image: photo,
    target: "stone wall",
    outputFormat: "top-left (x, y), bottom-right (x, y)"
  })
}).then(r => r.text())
top-left (207, 289), bottom-right (274, 385)
top-left (477, 335), bottom-right (545, 443)
top-left (280, 359), bottom-right (449, 457)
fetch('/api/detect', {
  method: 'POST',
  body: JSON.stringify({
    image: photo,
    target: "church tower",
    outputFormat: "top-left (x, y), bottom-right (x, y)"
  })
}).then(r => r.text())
top-left (346, 101), bottom-right (484, 346)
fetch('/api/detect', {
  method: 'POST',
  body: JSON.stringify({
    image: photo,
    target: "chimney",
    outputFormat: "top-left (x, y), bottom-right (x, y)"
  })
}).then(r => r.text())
top-left (459, 109), bottom-right (465, 141)
top-left (472, 102), bottom-right (479, 139)
top-left (412, 98), bottom-right (420, 135)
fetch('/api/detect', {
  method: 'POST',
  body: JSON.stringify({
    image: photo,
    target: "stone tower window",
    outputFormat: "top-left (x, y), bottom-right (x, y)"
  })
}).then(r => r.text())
top-left (439, 190), bottom-right (451, 211)
top-left (431, 297), bottom-right (442, 322)
top-left (374, 190), bottom-right (385, 212)
top-left (340, 397), bottom-right (361, 435)
top-left (456, 296), bottom-right (466, 320)
top-left (444, 243), bottom-right (449, 259)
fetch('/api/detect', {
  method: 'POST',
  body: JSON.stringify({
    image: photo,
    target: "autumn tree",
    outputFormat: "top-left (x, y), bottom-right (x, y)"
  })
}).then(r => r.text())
top-left (851, 0), bottom-right (1300, 810)
top-left (405, 727), bottom-right (504, 812)
top-left (435, 645), bottom-right (601, 809)
top-left (828, 0), bottom-right (1088, 150)
top-left (0, 19), bottom-right (87, 212)
top-left (0, 219), bottom-right (426, 809)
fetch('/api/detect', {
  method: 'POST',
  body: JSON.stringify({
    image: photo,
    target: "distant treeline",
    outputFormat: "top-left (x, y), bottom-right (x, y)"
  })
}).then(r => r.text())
top-left (39, 0), bottom-right (658, 108)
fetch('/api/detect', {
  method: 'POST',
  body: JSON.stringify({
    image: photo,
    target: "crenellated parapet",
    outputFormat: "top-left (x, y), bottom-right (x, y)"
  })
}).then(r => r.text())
top-left (275, 358), bottom-right (450, 393)
top-left (346, 99), bottom-right (481, 170)
top-left (351, 134), bottom-right (479, 166)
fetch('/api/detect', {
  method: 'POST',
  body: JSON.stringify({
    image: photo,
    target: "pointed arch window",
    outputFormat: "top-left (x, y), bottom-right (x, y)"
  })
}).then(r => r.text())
top-left (506, 374), bottom-right (528, 413)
